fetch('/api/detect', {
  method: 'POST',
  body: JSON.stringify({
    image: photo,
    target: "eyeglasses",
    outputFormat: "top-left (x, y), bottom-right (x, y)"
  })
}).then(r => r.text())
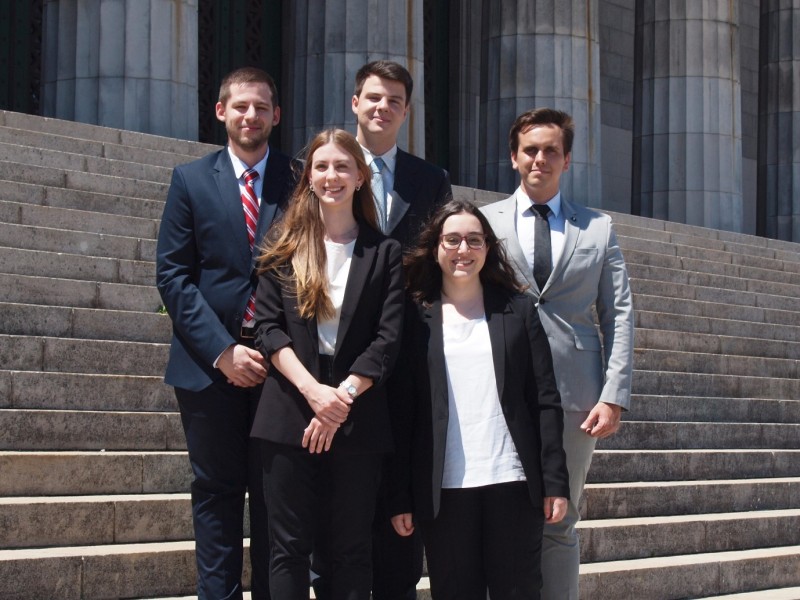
top-left (439, 233), bottom-right (488, 250)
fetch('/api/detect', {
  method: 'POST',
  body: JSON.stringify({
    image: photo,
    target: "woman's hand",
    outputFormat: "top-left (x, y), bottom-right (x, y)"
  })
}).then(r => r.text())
top-left (303, 382), bottom-right (352, 425)
top-left (302, 417), bottom-right (339, 453)
top-left (543, 496), bottom-right (568, 523)
top-left (391, 513), bottom-right (415, 537)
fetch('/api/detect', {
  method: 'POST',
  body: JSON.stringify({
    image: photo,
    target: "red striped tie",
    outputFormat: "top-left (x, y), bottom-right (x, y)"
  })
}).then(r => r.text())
top-left (242, 169), bottom-right (259, 322)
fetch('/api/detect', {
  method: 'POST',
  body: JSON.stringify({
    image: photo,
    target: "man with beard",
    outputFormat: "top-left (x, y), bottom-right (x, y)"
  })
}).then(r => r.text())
top-left (157, 67), bottom-right (295, 600)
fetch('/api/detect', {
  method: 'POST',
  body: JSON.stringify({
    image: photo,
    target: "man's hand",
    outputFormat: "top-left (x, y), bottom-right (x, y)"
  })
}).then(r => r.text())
top-left (217, 344), bottom-right (268, 387)
top-left (391, 513), bottom-right (415, 537)
top-left (580, 401), bottom-right (622, 438)
top-left (543, 497), bottom-right (568, 523)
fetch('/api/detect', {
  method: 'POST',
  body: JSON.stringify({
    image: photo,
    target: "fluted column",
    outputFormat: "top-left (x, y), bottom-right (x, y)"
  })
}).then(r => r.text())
top-left (758, 0), bottom-right (800, 241)
top-left (479, 0), bottom-right (602, 205)
top-left (634, 1), bottom-right (742, 231)
top-left (284, 0), bottom-right (425, 157)
top-left (41, 0), bottom-right (198, 140)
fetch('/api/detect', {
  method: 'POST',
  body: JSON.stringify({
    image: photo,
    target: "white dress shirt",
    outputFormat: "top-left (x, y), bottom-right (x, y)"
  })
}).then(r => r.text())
top-left (360, 144), bottom-right (398, 217)
top-left (514, 188), bottom-right (566, 277)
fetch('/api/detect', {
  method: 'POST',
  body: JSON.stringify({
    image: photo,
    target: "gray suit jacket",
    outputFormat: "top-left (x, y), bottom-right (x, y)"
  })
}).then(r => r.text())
top-left (481, 194), bottom-right (634, 413)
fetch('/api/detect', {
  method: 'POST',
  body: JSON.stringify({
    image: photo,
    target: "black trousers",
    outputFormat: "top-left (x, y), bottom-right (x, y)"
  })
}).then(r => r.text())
top-left (176, 380), bottom-right (270, 600)
top-left (261, 441), bottom-right (383, 600)
top-left (420, 482), bottom-right (544, 600)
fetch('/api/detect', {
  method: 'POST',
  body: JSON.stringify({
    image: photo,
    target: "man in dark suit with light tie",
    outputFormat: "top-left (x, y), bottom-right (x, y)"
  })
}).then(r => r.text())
top-left (481, 108), bottom-right (634, 600)
top-left (324, 60), bottom-right (449, 600)
top-left (156, 67), bottom-right (295, 600)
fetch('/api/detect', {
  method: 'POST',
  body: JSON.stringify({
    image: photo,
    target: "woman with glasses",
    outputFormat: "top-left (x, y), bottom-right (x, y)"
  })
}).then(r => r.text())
top-left (387, 198), bottom-right (570, 599)
top-left (251, 128), bottom-right (404, 599)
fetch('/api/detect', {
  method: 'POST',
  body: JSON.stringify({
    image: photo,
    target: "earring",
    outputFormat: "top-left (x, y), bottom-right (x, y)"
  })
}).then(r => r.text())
top-left (356, 184), bottom-right (362, 191)
top-left (309, 183), bottom-right (314, 192)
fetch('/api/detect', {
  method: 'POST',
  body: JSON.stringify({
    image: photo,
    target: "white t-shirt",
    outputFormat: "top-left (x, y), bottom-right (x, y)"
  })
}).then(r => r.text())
top-left (317, 238), bottom-right (356, 355)
top-left (441, 315), bottom-right (526, 489)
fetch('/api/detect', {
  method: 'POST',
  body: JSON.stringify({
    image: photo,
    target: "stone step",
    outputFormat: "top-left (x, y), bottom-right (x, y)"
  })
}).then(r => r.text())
top-left (627, 395), bottom-right (800, 424)
top-left (0, 302), bottom-right (171, 344)
top-left (0, 273), bottom-right (162, 312)
top-left (0, 141), bottom-right (173, 185)
top-left (632, 276), bottom-right (800, 313)
top-left (0, 198), bottom-right (159, 239)
top-left (603, 421), bottom-right (800, 450)
top-left (0, 451), bottom-right (191, 496)
top-left (0, 371), bottom-right (174, 412)
top-left (0, 246), bottom-right (155, 286)
top-left (0, 109), bottom-right (218, 157)
top-left (0, 493), bottom-right (193, 549)
top-left (0, 409), bottom-right (184, 451)
top-left (702, 587), bottom-right (800, 599)
top-left (0, 179), bottom-right (165, 220)
top-left (636, 327), bottom-right (800, 359)
top-left (627, 260), bottom-right (800, 301)
top-left (619, 228), bottom-right (800, 276)
top-left (0, 221), bottom-right (156, 262)
top-left (632, 370), bottom-right (800, 400)
top-left (0, 125), bottom-right (199, 169)
top-left (589, 449), bottom-right (800, 482)
top-left (584, 478), bottom-right (800, 520)
top-left (609, 209), bottom-right (800, 257)
top-left (578, 509), bottom-right (800, 563)
top-left (0, 539), bottom-right (200, 600)
top-left (634, 348), bottom-right (800, 379)
top-left (0, 334), bottom-right (168, 376)
top-left (578, 546), bottom-right (800, 600)
top-left (0, 160), bottom-right (168, 201)
top-left (636, 307), bottom-right (800, 344)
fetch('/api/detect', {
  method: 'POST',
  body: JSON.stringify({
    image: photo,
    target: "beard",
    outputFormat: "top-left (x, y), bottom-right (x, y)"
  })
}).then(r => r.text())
top-left (227, 122), bottom-right (271, 151)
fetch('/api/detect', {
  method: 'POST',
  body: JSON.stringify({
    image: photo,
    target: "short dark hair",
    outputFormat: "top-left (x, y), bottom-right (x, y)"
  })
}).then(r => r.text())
top-left (218, 67), bottom-right (279, 107)
top-left (404, 198), bottom-right (526, 305)
top-left (354, 60), bottom-right (413, 106)
top-left (508, 108), bottom-right (574, 155)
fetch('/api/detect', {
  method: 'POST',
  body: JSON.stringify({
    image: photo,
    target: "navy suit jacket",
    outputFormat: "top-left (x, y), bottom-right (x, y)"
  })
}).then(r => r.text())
top-left (387, 287), bottom-right (570, 521)
top-left (385, 149), bottom-right (452, 247)
top-left (251, 225), bottom-right (404, 454)
top-left (156, 147), bottom-right (296, 391)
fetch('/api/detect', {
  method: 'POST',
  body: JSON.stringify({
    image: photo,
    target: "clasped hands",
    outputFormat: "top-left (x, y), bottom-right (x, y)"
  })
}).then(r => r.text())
top-left (302, 382), bottom-right (353, 453)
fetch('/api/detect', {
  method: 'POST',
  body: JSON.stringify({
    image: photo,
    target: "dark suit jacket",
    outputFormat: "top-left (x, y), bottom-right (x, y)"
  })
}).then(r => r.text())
top-left (156, 147), bottom-right (296, 391)
top-left (250, 225), bottom-right (404, 454)
top-left (385, 149), bottom-right (452, 247)
top-left (388, 286), bottom-right (570, 521)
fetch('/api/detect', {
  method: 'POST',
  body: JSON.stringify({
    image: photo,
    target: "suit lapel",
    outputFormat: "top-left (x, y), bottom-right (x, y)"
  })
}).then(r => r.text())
top-left (484, 288), bottom-right (506, 402)
top-left (213, 150), bottom-right (251, 267)
top-left (254, 149), bottom-right (284, 256)
top-left (333, 227), bottom-right (377, 356)
top-left (386, 150), bottom-right (412, 235)
top-left (424, 299), bottom-right (449, 424)
top-left (494, 195), bottom-right (537, 293)
top-left (549, 197), bottom-right (581, 287)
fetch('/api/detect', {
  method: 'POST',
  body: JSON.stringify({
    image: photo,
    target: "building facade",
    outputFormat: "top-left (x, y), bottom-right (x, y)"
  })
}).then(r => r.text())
top-left (1, 0), bottom-right (797, 240)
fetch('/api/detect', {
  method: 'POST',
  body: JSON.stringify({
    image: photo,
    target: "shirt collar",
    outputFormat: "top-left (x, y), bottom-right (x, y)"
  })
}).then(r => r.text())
top-left (227, 145), bottom-right (270, 180)
top-left (515, 187), bottom-right (562, 219)
top-left (360, 143), bottom-right (398, 174)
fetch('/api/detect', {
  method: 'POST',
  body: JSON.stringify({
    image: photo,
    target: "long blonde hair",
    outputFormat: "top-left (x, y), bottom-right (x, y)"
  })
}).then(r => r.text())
top-left (258, 128), bottom-right (378, 319)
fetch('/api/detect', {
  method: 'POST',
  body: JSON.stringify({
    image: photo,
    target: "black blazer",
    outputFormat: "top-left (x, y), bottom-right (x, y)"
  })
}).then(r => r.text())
top-left (388, 286), bottom-right (570, 520)
top-left (251, 225), bottom-right (404, 453)
top-left (386, 149), bottom-right (452, 247)
top-left (156, 147), bottom-right (296, 391)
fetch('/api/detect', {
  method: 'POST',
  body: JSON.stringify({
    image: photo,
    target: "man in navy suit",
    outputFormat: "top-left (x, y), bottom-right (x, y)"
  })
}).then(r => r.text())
top-left (353, 60), bottom-right (451, 600)
top-left (156, 67), bottom-right (295, 600)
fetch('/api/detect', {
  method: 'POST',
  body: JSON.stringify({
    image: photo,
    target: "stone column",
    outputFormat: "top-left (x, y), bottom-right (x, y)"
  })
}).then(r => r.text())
top-left (479, 0), bottom-right (602, 205)
top-left (633, 1), bottom-right (742, 231)
top-left (41, 0), bottom-right (198, 140)
top-left (283, 0), bottom-right (426, 157)
top-left (758, 1), bottom-right (800, 241)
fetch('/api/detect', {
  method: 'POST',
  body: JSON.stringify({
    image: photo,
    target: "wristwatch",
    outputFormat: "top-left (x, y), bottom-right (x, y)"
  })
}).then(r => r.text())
top-left (339, 381), bottom-right (358, 399)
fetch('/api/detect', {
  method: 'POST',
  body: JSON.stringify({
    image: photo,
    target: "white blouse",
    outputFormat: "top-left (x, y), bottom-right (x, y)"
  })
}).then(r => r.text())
top-left (317, 238), bottom-right (356, 356)
top-left (440, 315), bottom-right (526, 489)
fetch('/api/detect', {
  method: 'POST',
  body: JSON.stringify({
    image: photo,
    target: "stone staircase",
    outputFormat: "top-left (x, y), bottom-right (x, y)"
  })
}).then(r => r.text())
top-left (0, 109), bottom-right (798, 599)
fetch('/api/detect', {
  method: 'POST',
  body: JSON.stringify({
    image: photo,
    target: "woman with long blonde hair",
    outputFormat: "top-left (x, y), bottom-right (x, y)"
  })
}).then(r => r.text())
top-left (251, 128), bottom-right (404, 599)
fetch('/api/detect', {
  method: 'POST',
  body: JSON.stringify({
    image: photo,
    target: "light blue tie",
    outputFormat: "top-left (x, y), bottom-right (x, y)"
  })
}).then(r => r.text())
top-left (371, 157), bottom-right (387, 232)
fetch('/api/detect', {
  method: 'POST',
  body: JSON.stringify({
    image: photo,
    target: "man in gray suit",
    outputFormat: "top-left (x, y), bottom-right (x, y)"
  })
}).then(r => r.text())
top-left (481, 108), bottom-right (634, 600)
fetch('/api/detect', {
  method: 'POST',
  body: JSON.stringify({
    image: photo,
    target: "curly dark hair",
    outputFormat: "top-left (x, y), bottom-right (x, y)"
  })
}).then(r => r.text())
top-left (404, 198), bottom-right (526, 305)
